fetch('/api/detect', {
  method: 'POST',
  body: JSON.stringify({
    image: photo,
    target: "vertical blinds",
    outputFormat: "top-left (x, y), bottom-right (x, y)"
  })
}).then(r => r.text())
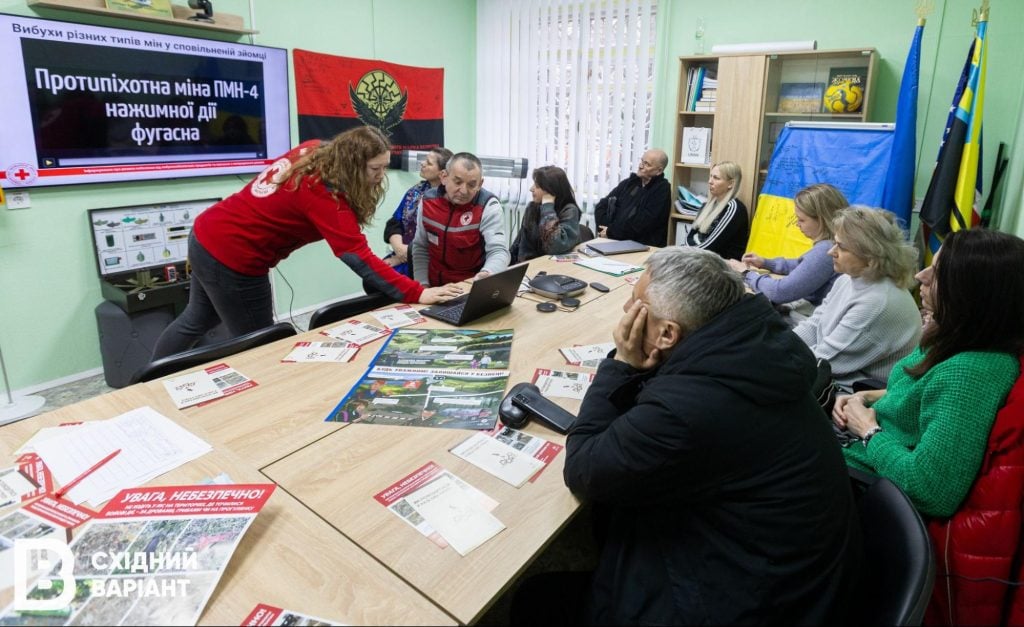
top-left (476, 0), bottom-right (658, 230)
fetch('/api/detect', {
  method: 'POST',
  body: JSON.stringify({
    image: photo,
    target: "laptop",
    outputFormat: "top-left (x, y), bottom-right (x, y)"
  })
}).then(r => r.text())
top-left (585, 239), bottom-right (650, 256)
top-left (420, 262), bottom-right (530, 326)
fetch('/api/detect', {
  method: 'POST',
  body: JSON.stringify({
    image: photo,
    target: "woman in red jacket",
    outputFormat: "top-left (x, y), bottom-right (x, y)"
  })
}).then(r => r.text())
top-left (152, 126), bottom-right (462, 359)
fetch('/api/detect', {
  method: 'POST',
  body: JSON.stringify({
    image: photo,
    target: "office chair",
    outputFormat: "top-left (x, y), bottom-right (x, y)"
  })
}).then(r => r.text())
top-left (307, 292), bottom-right (394, 330)
top-left (850, 468), bottom-right (935, 626)
top-left (130, 321), bottom-right (297, 384)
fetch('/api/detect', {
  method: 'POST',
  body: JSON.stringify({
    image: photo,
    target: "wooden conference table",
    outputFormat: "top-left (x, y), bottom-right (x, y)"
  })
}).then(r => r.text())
top-left (0, 244), bottom-right (648, 625)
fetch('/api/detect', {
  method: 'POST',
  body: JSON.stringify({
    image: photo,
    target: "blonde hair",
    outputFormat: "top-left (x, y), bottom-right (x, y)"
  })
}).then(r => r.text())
top-left (794, 183), bottom-right (848, 242)
top-left (693, 161), bottom-right (742, 233)
top-left (282, 126), bottom-right (390, 227)
top-left (833, 206), bottom-right (918, 288)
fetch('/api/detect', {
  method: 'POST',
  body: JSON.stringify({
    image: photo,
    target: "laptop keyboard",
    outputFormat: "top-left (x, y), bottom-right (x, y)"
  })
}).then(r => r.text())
top-left (428, 293), bottom-right (468, 323)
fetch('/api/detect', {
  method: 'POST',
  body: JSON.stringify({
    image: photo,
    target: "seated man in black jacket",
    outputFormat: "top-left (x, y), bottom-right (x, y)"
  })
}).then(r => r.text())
top-left (562, 247), bottom-right (862, 625)
top-left (593, 149), bottom-right (671, 247)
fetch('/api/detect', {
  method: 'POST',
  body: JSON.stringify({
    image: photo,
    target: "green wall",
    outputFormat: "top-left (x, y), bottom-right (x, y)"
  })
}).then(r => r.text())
top-left (5, 0), bottom-right (1023, 392)
top-left (652, 0), bottom-right (1024, 231)
top-left (0, 0), bottom-right (476, 392)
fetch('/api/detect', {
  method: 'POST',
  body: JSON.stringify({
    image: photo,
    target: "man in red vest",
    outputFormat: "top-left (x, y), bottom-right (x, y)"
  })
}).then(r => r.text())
top-left (411, 152), bottom-right (510, 286)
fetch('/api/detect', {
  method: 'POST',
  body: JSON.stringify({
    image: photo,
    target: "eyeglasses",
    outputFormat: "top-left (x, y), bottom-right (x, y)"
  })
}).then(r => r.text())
top-left (639, 160), bottom-right (658, 169)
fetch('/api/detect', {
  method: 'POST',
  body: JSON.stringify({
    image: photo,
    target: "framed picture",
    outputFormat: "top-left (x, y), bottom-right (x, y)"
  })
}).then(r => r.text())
top-left (777, 82), bottom-right (825, 114)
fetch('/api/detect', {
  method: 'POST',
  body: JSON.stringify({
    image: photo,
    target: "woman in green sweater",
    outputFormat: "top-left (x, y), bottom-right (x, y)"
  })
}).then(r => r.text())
top-left (832, 228), bottom-right (1024, 517)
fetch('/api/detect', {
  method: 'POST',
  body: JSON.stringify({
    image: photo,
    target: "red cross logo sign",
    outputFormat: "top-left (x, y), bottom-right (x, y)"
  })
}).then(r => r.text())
top-left (5, 163), bottom-right (37, 185)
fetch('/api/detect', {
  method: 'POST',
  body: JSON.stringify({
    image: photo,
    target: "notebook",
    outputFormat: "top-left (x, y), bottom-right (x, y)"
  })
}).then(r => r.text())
top-left (585, 240), bottom-right (650, 256)
top-left (420, 263), bottom-right (530, 326)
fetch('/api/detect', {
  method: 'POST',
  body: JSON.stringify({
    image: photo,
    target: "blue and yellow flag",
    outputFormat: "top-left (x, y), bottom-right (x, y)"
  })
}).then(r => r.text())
top-left (748, 126), bottom-right (894, 259)
top-left (881, 21), bottom-right (924, 226)
top-left (919, 14), bottom-right (987, 255)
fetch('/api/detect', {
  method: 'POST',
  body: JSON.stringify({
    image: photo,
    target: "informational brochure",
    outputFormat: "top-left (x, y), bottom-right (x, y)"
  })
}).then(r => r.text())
top-left (449, 433), bottom-right (544, 488)
top-left (14, 453), bottom-right (53, 501)
top-left (488, 425), bottom-right (564, 482)
top-left (326, 329), bottom-right (514, 430)
top-left (559, 342), bottom-right (615, 368)
top-left (321, 319), bottom-right (390, 346)
top-left (0, 497), bottom-right (89, 589)
top-left (573, 256), bottom-right (644, 277)
top-left (531, 368), bottom-right (595, 400)
top-left (374, 461), bottom-right (498, 549)
top-left (0, 467), bottom-right (38, 508)
top-left (162, 363), bottom-right (257, 409)
top-left (405, 473), bottom-right (505, 556)
top-left (281, 341), bottom-right (359, 364)
top-left (0, 483), bottom-right (275, 626)
top-left (369, 304), bottom-right (425, 329)
top-left (241, 603), bottom-right (344, 626)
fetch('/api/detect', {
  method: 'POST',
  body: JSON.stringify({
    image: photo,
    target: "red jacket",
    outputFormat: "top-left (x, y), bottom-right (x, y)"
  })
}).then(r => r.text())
top-left (925, 354), bottom-right (1024, 626)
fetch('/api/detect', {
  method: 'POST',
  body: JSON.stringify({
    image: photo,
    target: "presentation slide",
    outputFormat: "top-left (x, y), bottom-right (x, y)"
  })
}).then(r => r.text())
top-left (0, 15), bottom-right (290, 188)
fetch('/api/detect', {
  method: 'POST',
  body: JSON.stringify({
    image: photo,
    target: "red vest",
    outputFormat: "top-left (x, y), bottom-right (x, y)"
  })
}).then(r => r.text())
top-left (420, 188), bottom-right (496, 285)
top-left (925, 354), bottom-right (1024, 626)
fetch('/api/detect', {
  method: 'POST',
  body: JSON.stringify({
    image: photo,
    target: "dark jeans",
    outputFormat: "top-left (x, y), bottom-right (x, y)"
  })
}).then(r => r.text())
top-left (151, 233), bottom-right (273, 359)
top-left (511, 571), bottom-right (591, 625)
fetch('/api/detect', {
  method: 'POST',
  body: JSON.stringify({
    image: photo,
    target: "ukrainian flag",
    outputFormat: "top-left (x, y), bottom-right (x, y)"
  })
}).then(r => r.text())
top-left (919, 12), bottom-right (987, 257)
top-left (748, 125), bottom-right (894, 259)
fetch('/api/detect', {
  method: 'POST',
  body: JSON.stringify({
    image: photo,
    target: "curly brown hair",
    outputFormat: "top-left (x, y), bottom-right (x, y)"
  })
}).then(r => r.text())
top-left (282, 126), bottom-right (390, 227)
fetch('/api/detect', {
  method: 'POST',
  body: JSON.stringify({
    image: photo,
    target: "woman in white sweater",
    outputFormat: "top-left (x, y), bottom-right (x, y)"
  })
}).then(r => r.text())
top-left (794, 206), bottom-right (921, 390)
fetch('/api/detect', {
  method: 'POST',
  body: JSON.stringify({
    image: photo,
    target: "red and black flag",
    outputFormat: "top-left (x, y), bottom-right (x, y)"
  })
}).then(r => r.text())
top-left (293, 50), bottom-right (444, 166)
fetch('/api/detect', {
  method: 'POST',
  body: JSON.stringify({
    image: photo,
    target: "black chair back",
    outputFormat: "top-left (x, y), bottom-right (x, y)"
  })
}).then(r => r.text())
top-left (851, 469), bottom-right (935, 625)
top-left (308, 292), bottom-right (394, 330)
top-left (131, 321), bottom-right (297, 384)
top-left (579, 223), bottom-right (596, 244)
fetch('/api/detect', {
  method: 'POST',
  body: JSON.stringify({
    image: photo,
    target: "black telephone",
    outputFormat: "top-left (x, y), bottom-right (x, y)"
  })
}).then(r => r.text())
top-left (528, 272), bottom-right (587, 298)
top-left (499, 383), bottom-right (577, 434)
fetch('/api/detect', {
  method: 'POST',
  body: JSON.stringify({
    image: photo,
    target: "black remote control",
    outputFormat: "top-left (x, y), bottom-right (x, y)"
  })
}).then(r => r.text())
top-left (589, 281), bottom-right (610, 293)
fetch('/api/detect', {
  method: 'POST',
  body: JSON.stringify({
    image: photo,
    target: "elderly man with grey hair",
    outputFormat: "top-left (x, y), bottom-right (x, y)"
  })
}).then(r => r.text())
top-left (559, 246), bottom-right (863, 625)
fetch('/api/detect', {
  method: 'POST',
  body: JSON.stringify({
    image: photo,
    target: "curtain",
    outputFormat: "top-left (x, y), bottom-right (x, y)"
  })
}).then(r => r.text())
top-left (476, 0), bottom-right (658, 234)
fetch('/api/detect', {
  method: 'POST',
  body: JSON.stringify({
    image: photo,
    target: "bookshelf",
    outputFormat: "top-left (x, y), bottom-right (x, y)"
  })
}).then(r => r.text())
top-left (27, 0), bottom-right (257, 34)
top-left (669, 48), bottom-right (877, 246)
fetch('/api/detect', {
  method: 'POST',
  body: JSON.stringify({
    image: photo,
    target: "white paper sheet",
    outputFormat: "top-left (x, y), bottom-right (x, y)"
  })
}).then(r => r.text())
top-left (450, 433), bottom-right (545, 488)
top-left (406, 474), bottom-right (505, 556)
top-left (33, 406), bottom-right (212, 507)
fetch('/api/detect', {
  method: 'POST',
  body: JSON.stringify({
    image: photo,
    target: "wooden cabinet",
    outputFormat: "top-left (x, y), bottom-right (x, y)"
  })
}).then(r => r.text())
top-left (669, 48), bottom-right (877, 245)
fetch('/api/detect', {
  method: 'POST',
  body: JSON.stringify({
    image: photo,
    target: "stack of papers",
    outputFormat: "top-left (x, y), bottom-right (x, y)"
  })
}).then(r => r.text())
top-left (162, 363), bottom-right (256, 409)
top-left (573, 256), bottom-right (644, 277)
top-left (32, 406), bottom-right (212, 507)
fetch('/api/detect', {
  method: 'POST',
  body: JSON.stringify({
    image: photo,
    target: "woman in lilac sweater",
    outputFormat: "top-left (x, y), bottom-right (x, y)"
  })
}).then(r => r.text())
top-left (727, 183), bottom-right (846, 315)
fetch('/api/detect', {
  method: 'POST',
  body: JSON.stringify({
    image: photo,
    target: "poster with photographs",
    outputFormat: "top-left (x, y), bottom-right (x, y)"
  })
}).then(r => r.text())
top-left (0, 484), bottom-right (275, 626)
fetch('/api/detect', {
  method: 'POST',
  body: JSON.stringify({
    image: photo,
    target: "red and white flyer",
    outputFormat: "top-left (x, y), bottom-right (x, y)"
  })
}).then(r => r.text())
top-left (0, 498), bottom-right (85, 589)
top-left (558, 342), bottom-right (615, 368)
top-left (280, 341), bottom-right (359, 364)
top-left (531, 368), bottom-right (595, 400)
top-left (240, 603), bottom-right (344, 626)
top-left (374, 461), bottom-right (497, 549)
top-left (484, 424), bottom-right (564, 483)
top-left (321, 319), bottom-right (390, 346)
top-left (15, 453), bottom-right (52, 502)
top-left (162, 363), bottom-right (258, 409)
top-left (369, 304), bottom-right (425, 329)
top-left (0, 483), bottom-right (276, 626)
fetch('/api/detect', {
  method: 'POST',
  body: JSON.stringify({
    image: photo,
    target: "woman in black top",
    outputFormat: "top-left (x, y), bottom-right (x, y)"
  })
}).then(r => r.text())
top-left (510, 165), bottom-right (582, 263)
top-left (685, 161), bottom-right (749, 260)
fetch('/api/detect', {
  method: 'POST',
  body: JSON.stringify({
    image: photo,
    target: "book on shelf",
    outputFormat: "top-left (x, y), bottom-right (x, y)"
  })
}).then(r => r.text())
top-left (777, 82), bottom-right (825, 114)
top-left (677, 184), bottom-right (706, 207)
top-left (674, 200), bottom-right (700, 217)
top-left (686, 66), bottom-right (717, 112)
top-left (680, 126), bottom-right (711, 165)
top-left (827, 66), bottom-right (868, 112)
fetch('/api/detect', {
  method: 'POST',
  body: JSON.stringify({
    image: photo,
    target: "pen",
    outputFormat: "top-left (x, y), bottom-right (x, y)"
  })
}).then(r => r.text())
top-left (53, 448), bottom-right (121, 499)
